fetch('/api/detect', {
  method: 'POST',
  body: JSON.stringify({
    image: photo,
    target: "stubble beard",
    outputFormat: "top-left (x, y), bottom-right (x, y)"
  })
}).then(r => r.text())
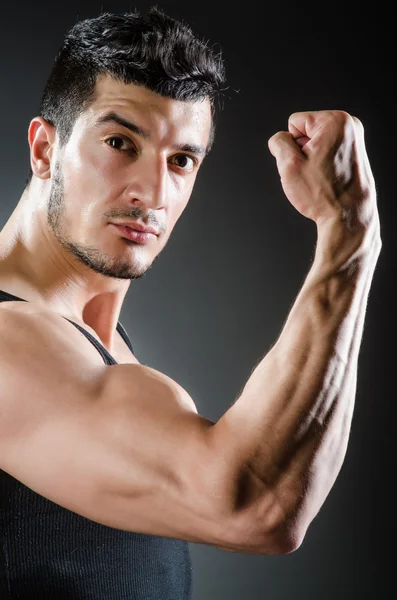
top-left (46, 160), bottom-right (157, 280)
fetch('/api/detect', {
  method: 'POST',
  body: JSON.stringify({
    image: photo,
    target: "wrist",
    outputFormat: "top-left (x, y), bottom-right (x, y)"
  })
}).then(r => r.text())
top-left (312, 215), bottom-right (381, 278)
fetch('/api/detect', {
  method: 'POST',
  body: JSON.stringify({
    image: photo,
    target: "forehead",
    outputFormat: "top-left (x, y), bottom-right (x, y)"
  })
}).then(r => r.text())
top-left (81, 74), bottom-right (212, 144)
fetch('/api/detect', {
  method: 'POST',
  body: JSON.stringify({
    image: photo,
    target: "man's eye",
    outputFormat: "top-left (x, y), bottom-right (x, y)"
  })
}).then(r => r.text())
top-left (171, 155), bottom-right (196, 171)
top-left (105, 137), bottom-right (135, 152)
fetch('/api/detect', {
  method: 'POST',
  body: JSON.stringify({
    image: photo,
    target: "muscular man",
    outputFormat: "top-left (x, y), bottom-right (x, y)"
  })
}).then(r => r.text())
top-left (0, 6), bottom-right (381, 599)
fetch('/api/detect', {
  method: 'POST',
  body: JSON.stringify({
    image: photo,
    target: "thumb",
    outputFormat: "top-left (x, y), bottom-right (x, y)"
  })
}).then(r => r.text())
top-left (268, 131), bottom-right (306, 168)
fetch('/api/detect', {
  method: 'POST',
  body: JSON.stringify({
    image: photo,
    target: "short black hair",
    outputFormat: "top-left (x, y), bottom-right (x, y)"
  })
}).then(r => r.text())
top-left (25, 6), bottom-right (226, 187)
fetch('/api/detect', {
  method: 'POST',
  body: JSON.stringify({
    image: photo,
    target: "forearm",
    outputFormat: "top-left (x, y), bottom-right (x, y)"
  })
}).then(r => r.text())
top-left (210, 218), bottom-right (381, 549)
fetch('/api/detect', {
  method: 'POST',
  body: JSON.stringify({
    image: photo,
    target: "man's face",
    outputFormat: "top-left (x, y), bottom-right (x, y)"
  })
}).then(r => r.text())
top-left (46, 74), bottom-right (212, 280)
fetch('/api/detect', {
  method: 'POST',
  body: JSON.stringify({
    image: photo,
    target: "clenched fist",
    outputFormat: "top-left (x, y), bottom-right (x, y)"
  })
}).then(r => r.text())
top-left (268, 110), bottom-right (378, 232)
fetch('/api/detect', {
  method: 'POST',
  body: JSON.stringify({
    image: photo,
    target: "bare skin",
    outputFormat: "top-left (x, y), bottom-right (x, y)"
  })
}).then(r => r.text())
top-left (0, 81), bottom-right (381, 555)
top-left (0, 74), bottom-right (211, 356)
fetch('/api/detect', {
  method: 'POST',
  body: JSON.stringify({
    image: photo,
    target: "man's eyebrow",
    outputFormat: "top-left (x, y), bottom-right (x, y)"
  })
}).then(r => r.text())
top-left (95, 110), bottom-right (208, 158)
top-left (95, 111), bottom-right (150, 140)
top-left (172, 142), bottom-right (207, 158)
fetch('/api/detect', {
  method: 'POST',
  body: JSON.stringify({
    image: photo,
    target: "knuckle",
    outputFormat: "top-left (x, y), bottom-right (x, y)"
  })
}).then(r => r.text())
top-left (273, 131), bottom-right (286, 142)
top-left (324, 110), bottom-right (356, 137)
top-left (305, 113), bottom-right (316, 128)
top-left (352, 115), bottom-right (364, 132)
top-left (332, 109), bottom-right (352, 123)
top-left (288, 111), bottom-right (314, 125)
top-left (288, 111), bottom-right (301, 122)
top-left (268, 131), bottom-right (287, 151)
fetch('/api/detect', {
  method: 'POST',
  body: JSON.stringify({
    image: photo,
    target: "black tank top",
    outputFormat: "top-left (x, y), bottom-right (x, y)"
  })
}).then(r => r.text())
top-left (0, 289), bottom-right (192, 599)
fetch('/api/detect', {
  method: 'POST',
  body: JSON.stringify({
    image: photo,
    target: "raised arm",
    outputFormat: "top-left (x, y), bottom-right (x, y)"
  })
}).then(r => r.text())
top-left (207, 110), bottom-right (381, 554)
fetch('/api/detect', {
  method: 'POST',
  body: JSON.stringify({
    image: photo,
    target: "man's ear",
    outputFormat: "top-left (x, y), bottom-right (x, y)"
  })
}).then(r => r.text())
top-left (28, 117), bottom-right (57, 180)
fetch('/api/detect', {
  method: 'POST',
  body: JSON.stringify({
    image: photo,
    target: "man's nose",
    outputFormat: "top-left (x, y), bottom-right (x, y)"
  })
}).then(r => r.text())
top-left (125, 155), bottom-right (168, 211)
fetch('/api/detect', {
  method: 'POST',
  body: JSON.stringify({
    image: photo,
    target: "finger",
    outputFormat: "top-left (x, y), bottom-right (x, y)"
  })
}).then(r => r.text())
top-left (268, 131), bottom-right (306, 166)
top-left (295, 136), bottom-right (310, 148)
top-left (288, 110), bottom-right (342, 142)
top-left (288, 119), bottom-right (306, 139)
top-left (288, 111), bottom-right (319, 139)
top-left (290, 110), bottom-right (354, 154)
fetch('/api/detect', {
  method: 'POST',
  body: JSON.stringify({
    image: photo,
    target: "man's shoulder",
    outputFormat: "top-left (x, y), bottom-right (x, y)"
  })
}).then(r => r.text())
top-left (0, 299), bottom-right (98, 364)
top-left (0, 298), bottom-right (69, 333)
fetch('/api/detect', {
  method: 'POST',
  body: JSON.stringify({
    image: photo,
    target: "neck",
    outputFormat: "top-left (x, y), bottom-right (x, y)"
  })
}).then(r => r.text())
top-left (0, 189), bottom-right (131, 350)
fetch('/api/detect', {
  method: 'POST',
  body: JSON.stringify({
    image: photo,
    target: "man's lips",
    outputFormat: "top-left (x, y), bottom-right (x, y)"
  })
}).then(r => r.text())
top-left (112, 221), bottom-right (159, 236)
top-left (112, 224), bottom-right (158, 244)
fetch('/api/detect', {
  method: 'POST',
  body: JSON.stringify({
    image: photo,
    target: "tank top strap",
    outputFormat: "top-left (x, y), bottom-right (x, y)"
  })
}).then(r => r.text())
top-left (64, 318), bottom-right (118, 366)
top-left (0, 289), bottom-right (28, 302)
top-left (116, 320), bottom-right (135, 354)
top-left (0, 288), bottom-right (135, 365)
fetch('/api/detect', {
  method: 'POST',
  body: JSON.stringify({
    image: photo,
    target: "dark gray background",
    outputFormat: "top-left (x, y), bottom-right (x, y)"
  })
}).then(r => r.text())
top-left (1, 1), bottom-right (395, 598)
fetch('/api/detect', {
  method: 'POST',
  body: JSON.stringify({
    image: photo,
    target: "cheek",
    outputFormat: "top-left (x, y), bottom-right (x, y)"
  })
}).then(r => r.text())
top-left (62, 143), bottom-right (118, 198)
top-left (64, 135), bottom-right (112, 177)
top-left (171, 169), bottom-right (196, 200)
